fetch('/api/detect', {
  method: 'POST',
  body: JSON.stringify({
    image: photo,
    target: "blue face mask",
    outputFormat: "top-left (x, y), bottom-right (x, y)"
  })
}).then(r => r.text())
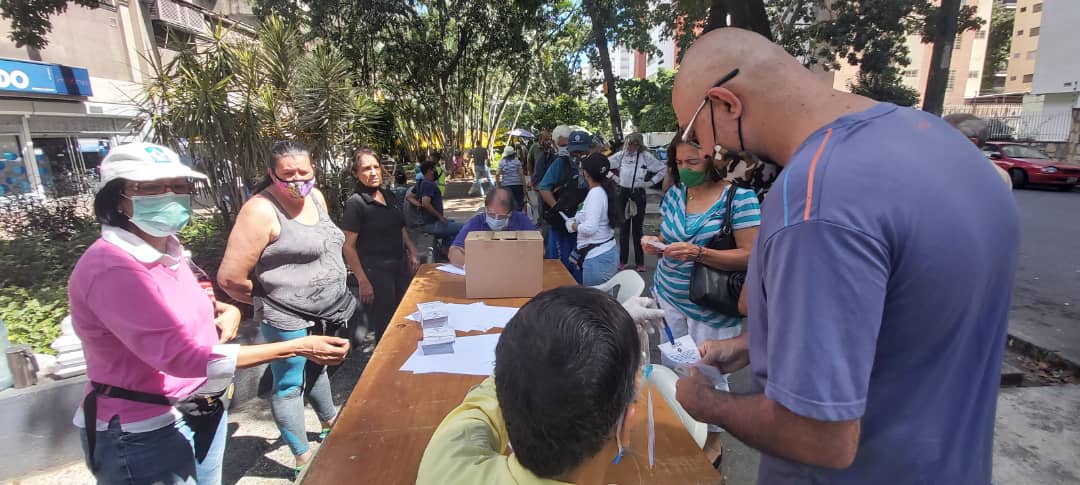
top-left (126, 193), bottom-right (192, 237)
top-left (486, 213), bottom-right (509, 231)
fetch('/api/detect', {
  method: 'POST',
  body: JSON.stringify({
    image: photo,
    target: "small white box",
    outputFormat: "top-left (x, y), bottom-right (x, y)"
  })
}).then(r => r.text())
top-left (420, 325), bottom-right (456, 355)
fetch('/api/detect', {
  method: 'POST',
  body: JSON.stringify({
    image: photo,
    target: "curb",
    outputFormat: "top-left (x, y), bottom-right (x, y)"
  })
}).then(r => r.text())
top-left (1006, 333), bottom-right (1080, 375)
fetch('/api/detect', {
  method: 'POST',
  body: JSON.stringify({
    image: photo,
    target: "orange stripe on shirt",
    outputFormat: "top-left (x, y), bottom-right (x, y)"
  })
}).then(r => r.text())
top-left (804, 128), bottom-right (833, 221)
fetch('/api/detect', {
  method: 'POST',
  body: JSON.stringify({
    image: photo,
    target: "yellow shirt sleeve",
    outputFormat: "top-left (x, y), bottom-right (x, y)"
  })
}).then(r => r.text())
top-left (416, 377), bottom-right (571, 485)
top-left (417, 377), bottom-right (511, 484)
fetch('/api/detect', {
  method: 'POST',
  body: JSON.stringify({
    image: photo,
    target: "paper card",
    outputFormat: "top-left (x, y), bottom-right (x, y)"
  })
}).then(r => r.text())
top-left (661, 334), bottom-right (725, 383)
top-left (646, 240), bottom-right (668, 251)
top-left (436, 264), bottom-right (465, 276)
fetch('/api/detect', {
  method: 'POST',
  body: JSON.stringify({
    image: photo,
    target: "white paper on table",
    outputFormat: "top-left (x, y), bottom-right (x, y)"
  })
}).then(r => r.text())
top-left (406, 302), bottom-right (519, 333)
top-left (646, 240), bottom-right (668, 251)
top-left (436, 264), bottom-right (466, 276)
top-left (660, 334), bottom-right (725, 383)
top-left (399, 333), bottom-right (501, 376)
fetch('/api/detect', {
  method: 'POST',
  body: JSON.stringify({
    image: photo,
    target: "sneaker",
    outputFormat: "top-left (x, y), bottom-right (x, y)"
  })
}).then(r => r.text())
top-left (618, 263), bottom-right (626, 271)
top-left (636, 265), bottom-right (646, 273)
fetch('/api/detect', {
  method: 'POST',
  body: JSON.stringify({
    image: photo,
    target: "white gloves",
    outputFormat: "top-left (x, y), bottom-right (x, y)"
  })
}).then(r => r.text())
top-left (565, 218), bottom-right (577, 233)
top-left (621, 296), bottom-right (666, 333)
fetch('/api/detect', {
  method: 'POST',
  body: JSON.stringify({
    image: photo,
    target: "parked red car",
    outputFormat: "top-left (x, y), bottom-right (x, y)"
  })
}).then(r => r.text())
top-left (983, 142), bottom-right (1080, 190)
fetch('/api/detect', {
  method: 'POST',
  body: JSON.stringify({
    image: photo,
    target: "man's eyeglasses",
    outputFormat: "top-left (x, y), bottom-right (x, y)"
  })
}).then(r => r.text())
top-left (127, 180), bottom-right (195, 195)
top-left (485, 212), bottom-right (509, 221)
top-left (680, 68), bottom-right (740, 150)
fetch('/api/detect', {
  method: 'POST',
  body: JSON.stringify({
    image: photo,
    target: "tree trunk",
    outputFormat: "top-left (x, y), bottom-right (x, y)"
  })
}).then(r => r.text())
top-left (707, 0), bottom-right (773, 41)
top-left (509, 77), bottom-right (532, 133)
top-left (923, 0), bottom-right (962, 115)
top-left (583, 0), bottom-right (623, 142)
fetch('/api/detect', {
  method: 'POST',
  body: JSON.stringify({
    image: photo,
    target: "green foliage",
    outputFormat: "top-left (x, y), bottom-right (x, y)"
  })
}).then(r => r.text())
top-left (0, 286), bottom-right (66, 355)
top-left (0, 196), bottom-right (100, 354)
top-left (178, 214), bottom-right (228, 282)
top-left (138, 17), bottom-right (384, 227)
top-left (618, 68), bottom-right (677, 132)
top-left (981, 0), bottom-right (1013, 92)
top-left (517, 94), bottom-right (611, 135)
top-left (849, 69), bottom-right (920, 107)
top-left (638, 103), bottom-right (678, 132)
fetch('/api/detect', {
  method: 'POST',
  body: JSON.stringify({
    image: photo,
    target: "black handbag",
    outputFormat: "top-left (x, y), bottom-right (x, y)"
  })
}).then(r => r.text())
top-left (689, 185), bottom-right (746, 317)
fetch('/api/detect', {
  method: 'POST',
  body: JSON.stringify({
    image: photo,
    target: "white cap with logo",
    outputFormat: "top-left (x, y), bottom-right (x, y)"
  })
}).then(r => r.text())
top-left (98, 142), bottom-right (207, 191)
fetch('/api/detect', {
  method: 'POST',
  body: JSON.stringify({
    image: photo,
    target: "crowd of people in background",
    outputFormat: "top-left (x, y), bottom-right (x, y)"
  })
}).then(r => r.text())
top-left (66, 26), bottom-right (1023, 485)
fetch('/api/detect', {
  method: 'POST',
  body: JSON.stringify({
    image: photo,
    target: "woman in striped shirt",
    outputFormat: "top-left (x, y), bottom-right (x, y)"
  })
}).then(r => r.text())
top-left (642, 139), bottom-right (760, 387)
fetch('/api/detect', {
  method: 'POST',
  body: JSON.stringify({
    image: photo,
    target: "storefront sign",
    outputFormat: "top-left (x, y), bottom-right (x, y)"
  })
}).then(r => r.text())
top-left (0, 59), bottom-right (92, 97)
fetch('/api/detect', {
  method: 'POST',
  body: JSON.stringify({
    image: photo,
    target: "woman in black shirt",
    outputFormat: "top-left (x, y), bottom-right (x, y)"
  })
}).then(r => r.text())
top-left (342, 148), bottom-right (420, 340)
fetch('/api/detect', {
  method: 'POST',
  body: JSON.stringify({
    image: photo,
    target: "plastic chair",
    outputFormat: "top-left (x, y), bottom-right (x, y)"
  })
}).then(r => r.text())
top-left (647, 364), bottom-right (708, 449)
top-left (590, 270), bottom-right (645, 304)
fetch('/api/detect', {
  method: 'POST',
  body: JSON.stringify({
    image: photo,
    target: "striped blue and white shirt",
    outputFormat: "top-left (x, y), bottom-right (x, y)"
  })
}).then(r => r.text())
top-left (654, 184), bottom-right (761, 328)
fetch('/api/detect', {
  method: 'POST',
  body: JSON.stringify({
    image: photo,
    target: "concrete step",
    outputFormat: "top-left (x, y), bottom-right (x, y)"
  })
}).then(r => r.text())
top-left (1000, 362), bottom-right (1024, 387)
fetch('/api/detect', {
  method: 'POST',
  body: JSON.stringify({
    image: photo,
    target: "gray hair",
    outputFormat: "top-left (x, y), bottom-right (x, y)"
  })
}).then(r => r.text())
top-left (943, 113), bottom-right (989, 147)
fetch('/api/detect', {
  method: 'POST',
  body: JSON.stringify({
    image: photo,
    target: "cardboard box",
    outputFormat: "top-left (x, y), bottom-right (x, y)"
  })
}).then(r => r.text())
top-left (464, 230), bottom-right (544, 299)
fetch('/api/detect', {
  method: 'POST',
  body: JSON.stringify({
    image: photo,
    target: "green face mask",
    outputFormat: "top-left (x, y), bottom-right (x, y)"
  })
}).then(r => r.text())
top-left (127, 193), bottom-right (192, 237)
top-left (678, 168), bottom-right (707, 188)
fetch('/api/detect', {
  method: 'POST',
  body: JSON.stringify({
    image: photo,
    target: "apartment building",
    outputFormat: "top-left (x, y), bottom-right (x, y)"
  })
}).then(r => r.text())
top-left (1004, 0), bottom-right (1044, 93)
top-left (0, 0), bottom-right (255, 197)
top-left (831, 0), bottom-right (994, 106)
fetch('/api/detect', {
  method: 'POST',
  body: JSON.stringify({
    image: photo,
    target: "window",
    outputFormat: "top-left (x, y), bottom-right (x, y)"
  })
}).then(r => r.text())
top-left (976, 30), bottom-right (987, 39)
top-left (1013, 52), bottom-right (1021, 59)
top-left (903, 69), bottom-right (919, 78)
top-left (969, 70), bottom-right (980, 79)
top-left (947, 70), bottom-right (957, 91)
top-left (1030, 27), bottom-right (1040, 36)
top-left (1027, 50), bottom-right (1038, 60)
top-left (953, 34), bottom-right (961, 50)
top-left (1016, 29), bottom-right (1024, 36)
top-left (1020, 6), bottom-right (1027, 12)
top-left (1033, 3), bottom-right (1042, 12)
top-left (1023, 74), bottom-right (1034, 83)
top-left (1010, 75), bottom-right (1017, 81)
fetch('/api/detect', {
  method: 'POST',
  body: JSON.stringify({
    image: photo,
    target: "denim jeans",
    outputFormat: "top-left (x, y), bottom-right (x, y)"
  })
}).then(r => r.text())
top-left (81, 412), bottom-right (228, 485)
top-left (581, 245), bottom-right (618, 286)
top-left (421, 220), bottom-right (464, 242)
top-left (546, 230), bottom-right (581, 283)
top-left (472, 165), bottom-right (493, 196)
top-left (260, 324), bottom-right (338, 456)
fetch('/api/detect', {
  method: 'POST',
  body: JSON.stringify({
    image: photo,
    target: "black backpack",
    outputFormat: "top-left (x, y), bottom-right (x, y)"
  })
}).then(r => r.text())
top-left (542, 156), bottom-right (589, 233)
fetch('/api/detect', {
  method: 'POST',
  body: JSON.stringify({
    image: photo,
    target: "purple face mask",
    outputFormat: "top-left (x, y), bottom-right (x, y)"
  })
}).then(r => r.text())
top-left (272, 172), bottom-right (315, 199)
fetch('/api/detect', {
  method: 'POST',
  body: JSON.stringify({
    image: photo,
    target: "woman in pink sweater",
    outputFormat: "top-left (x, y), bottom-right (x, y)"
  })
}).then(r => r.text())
top-left (68, 143), bottom-right (350, 485)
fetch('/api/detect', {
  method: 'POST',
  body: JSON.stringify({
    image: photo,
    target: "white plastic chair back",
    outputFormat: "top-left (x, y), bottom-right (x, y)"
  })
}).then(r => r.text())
top-left (590, 270), bottom-right (645, 304)
top-left (647, 364), bottom-right (708, 449)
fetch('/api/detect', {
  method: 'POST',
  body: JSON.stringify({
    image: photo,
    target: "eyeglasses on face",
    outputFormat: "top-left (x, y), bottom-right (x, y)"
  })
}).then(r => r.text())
top-left (126, 180), bottom-right (195, 195)
top-left (680, 68), bottom-right (740, 150)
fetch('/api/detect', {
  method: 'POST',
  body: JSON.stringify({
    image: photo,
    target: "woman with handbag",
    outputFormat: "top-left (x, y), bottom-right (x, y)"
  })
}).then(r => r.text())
top-left (565, 153), bottom-right (623, 286)
top-left (611, 132), bottom-right (666, 272)
top-left (218, 141), bottom-right (358, 476)
top-left (70, 143), bottom-right (350, 485)
top-left (641, 139), bottom-right (760, 460)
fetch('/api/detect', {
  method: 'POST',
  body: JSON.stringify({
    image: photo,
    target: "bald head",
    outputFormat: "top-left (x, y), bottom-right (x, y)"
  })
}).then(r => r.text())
top-left (672, 27), bottom-right (872, 165)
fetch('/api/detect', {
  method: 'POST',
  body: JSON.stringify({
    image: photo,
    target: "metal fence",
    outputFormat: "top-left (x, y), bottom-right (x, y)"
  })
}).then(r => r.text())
top-left (943, 105), bottom-right (1073, 142)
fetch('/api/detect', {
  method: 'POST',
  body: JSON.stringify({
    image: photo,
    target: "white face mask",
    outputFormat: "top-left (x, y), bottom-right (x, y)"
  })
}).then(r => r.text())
top-left (557, 146), bottom-right (570, 157)
top-left (486, 213), bottom-right (509, 231)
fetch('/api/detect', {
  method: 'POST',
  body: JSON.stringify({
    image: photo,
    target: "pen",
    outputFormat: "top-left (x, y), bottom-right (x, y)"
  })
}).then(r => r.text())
top-left (662, 321), bottom-right (675, 345)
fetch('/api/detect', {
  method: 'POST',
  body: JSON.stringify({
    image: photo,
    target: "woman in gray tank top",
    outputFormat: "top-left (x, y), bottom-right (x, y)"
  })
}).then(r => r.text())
top-left (218, 141), bottom-right (356, 475)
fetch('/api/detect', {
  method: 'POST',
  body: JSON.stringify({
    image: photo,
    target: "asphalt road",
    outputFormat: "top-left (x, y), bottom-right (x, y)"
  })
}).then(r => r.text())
top-left (1008, 187), bottom-right (1080, 366)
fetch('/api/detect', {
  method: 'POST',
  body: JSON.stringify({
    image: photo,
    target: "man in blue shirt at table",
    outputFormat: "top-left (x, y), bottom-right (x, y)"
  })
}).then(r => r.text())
top-left (538, 130), bottom-right (591, 283)
top-left (448, 187), bottom-right (535, 268)
top-left (670, 29), bottom-right (1020, 484)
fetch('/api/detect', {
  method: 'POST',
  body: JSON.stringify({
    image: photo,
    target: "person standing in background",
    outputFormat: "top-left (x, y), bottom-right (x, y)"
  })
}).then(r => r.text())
top-left (610, 132), bottom-right (666, 272)
top-left (497, 145), bottom-right (527, 210)
top-left (565, 153), bottom-right (622, 286)
top-left (342, 148), bottom-right (419, 341)
top-left (469, 146), bottom-right (492, 197)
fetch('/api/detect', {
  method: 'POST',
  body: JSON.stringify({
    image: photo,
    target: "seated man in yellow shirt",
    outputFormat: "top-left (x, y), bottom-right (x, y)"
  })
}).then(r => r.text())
top-left (417, 287), bottom-right (643, 485)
